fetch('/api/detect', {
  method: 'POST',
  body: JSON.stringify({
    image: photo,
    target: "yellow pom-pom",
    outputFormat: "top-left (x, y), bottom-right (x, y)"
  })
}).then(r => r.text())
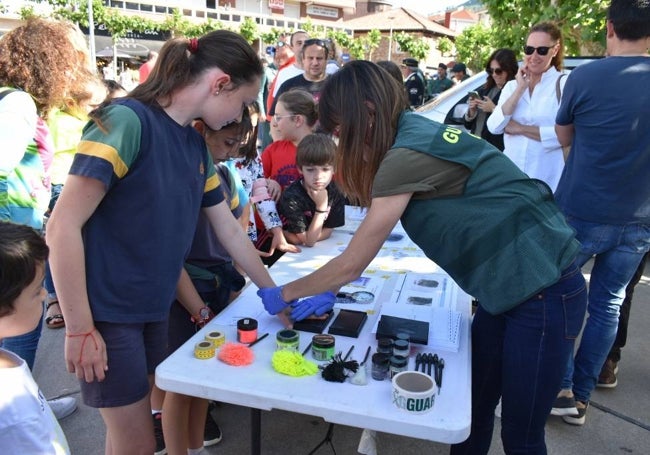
top-left (271, 350), bottom-right (319, 376)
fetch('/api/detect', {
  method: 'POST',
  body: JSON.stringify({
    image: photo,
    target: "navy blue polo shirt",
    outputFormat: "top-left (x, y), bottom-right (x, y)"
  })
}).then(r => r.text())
top-left (69, 99), bottom-right (223, 322)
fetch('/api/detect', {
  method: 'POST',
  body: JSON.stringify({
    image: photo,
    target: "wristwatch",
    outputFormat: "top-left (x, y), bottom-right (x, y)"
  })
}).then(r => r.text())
top-left (191, 305), bottom-right (214, 327)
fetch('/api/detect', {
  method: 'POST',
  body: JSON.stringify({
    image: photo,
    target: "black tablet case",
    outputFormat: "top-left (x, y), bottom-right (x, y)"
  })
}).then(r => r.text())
top-left (327, 309), bottom-right (368, 338)
top-left (375, 315), bottom-right (430, 345)
top-left (292, 310), bottom-right (334, 333)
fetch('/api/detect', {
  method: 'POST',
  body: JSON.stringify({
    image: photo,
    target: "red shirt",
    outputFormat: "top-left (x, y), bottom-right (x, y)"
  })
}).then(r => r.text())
top-left (261, 140), bottom-right (299, 190)
top-left (138, 60), bottom-right (155, 84)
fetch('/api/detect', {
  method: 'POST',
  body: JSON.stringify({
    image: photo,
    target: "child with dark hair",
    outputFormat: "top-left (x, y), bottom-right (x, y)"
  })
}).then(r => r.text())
top-left (0, 221), bottom-right (70, 453)
top-left (277, 133), bottom-right (345, 247)
top-left (152, 111), bottom-right (261, 454)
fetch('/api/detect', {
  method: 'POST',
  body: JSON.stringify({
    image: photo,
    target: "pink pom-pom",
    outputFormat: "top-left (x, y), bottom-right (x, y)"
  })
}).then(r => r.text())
top-left (217, 342), bottom-right (254, 366)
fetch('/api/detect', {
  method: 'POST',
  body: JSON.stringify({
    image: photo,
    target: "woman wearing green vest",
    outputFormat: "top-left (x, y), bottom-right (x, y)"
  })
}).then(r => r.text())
top-left (258, 61), bottom-right (588, 454)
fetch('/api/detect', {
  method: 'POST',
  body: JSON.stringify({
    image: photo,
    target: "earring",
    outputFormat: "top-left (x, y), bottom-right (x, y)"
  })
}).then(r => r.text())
top-left (214, 91), bottom-right (220, 96)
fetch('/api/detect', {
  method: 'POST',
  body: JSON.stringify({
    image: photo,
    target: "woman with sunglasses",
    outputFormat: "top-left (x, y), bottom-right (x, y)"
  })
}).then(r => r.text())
top-left (487, 22), bottom-right (567, 191)
top-left (464, 48), bottom-right (517, 151)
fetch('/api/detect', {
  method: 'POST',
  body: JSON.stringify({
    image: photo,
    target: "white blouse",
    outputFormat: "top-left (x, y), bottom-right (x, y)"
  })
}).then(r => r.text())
top-left (487, 67), bottom-right (566, 191)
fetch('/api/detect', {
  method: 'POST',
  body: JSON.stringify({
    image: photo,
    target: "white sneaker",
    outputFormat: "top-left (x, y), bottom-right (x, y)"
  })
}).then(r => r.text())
top-left (48, 396), bottom-right (77, 420)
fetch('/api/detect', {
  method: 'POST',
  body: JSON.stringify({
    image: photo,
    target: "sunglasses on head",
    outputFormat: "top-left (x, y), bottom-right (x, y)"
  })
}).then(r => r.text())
top-left (524, 45), bottom-right (554, 56)
top-left (486, 67), bottom-right (504, 75)
top-left (303, 38), bottom-right (327, 48)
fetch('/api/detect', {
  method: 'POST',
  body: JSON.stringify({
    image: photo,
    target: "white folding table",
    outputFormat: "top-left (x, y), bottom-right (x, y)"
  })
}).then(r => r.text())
top-left (156, 210), bottom-right (472, 454)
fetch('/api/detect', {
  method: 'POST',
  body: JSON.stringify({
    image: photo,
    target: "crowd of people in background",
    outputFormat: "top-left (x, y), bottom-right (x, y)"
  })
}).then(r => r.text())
top-left (1, 0), bottom-right (649, 454)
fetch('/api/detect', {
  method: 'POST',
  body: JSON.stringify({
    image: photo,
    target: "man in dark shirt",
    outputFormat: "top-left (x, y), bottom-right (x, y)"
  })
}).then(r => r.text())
top-left (270, 38), bottom-right (329, 115)
top-left (427, 62), bottom-right (454, 99)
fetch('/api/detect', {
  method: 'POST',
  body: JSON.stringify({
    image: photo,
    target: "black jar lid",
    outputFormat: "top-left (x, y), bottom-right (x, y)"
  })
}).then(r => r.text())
top-left (378, 338), bottom-right (393, 348)
top-left (393, 339), bottom-right (409, 350)
top-left (237, 318), bottom-right (258, 330)
top-left (372, 353), bottom-right (390, 365)
top-left (390, 355), bottom-right (408, 366)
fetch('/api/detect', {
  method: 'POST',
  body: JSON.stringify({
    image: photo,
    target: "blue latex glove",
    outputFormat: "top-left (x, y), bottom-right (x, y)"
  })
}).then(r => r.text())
top-left (257, 286), bottom-right (295, 315)
top-left (290, 291), bottom-right (336, 321)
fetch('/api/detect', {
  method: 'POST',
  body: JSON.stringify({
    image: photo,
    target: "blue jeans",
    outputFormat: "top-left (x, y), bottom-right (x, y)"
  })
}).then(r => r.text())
top-left (44, 260), bottom-right (55, 295)
top-left (562, 218), bottom-right (650, 403)
top-left (450, 262), bottom-right (587, 455)
top-left (0, 304), bottom-right (44, 370)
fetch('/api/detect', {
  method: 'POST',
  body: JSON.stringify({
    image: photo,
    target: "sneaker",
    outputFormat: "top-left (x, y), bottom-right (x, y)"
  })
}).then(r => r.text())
top-left (48, 396), bottom-right (77, 420)
top-left (152, 412), bottom-right (167, 455)
top-left (204, 402), bottom-right (223, 447)
top-left (597, 358), bottom-right (618, 388)
top-left (562, 401), bottom-right (588, 425)
top-left (550, 394), bottom-right (579, 416)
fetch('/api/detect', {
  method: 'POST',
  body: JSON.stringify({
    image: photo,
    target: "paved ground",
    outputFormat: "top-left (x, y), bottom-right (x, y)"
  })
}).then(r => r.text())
top-left (34, 260), bottom-right (650, 454)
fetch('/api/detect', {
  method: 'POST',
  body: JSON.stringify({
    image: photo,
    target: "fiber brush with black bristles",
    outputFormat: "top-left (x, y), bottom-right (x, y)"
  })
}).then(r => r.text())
top-left (321, 350), bottom-right (359, 382)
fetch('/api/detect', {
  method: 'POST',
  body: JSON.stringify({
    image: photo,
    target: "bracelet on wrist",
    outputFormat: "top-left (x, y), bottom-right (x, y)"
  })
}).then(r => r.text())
top-left (314, 208), bottom-right (329, 213)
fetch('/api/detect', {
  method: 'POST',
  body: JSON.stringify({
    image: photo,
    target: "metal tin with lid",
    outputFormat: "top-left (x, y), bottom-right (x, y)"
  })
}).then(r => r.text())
top-left (311, 334), bottom-right (335, 360)
top-left (276, 329), bottom-right (300, 351)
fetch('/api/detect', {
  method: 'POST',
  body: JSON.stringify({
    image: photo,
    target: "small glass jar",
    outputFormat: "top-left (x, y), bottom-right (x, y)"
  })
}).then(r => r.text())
top-left (276, 329), bottom-right (300, 351)
top-left (371, 353), bottom-right (390, 381)
top-left (237, 318), bottom-right (258, 344)
top-left (311, 334), bottom-right (335, 360)
top-left (393, 339), bottom-right (410, 357)
top-left (389, 355), bottom-right (408, 378)
top-left (377, 338), bottom-right (393, 355)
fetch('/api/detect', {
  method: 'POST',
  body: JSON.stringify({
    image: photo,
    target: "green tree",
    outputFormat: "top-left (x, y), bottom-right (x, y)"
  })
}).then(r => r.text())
top-left (42, 0), bottom-right (163, 38)
top-left (364, 29), bottom-right (382, 61)
top-left (261, 28), bottom-right (283, 47)
top-left (160, 8), bottom-right (192, 37)
top-left (393, 32), bottom-right (430, 62)
top-left (239, 16), bottom-right (258, 44)
top-left (455, 23), bottom-right (495, 73)
top-left (326, 30), bottom-right (379, 61)
top-left (437, 36), bottom-right (454, 57)
top-left (482, 0), bottom-right (609, 56)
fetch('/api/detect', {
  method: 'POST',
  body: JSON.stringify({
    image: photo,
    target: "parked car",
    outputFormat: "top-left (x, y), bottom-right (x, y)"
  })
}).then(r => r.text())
top-left (415, 57), bottom-right (602, 130)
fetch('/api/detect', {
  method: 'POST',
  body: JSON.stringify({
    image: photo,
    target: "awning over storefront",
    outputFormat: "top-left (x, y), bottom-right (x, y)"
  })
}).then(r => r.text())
top-left (81, 25), bottom-right (170, 59)
top-left (92, 35), bottom-right (166, 58)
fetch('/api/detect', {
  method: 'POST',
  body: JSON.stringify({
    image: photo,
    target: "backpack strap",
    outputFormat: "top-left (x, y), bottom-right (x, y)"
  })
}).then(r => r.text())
top-left (0, 87), bottom-right (18, 103)
top-left (555, 74), bottom-right (566, 103)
